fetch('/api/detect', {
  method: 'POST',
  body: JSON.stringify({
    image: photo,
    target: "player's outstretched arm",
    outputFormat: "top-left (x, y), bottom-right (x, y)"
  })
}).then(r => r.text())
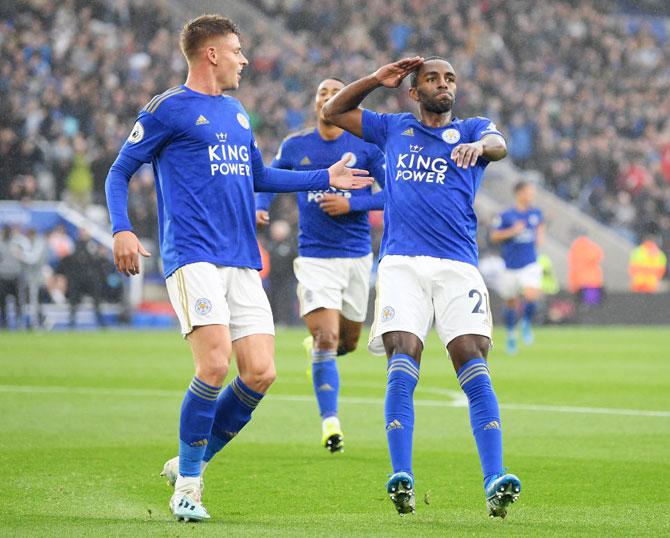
top-left (322, 57), bottom-right (424, 137)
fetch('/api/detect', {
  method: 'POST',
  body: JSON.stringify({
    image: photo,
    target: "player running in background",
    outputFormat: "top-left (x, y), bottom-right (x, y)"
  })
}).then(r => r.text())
top-left (490, 181), bottom-right (545, 355)
top-left (323, 56), bottom-right (521, 518)
top-left (256, 78), bottom-right (386, 454)
top-left (105, 15), bottom-right (371, 522)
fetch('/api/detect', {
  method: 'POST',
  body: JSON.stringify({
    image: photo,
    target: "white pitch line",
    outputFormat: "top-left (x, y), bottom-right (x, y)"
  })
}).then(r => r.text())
top-left (0, 384), bottom-right (668, 418)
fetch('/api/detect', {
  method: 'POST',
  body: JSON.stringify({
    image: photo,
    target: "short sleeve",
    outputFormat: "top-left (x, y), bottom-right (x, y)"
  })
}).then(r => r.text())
top-left (494, 212), bottom-right (512, 230)
top-left (367, 145), bottom-right (386, 188)
top-left (362, 109), bottom-right (390, 150)
top-left (469, 117), bottom-right (504, 143)
top-left (118, 111), bottom-right (173, 163)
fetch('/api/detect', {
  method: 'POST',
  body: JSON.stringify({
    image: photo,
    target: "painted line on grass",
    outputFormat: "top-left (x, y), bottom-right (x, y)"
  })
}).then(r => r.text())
top-left (0, 384), bottom-right (669, 418)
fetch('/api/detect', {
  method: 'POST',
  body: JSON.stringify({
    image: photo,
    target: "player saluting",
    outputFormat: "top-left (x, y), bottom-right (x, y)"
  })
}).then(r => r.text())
top-left (490, 181), bottom-right (545, 355)
top-left (322, 57), bottom-right (521, 518)
top-left (105, 15), bottom-right (371, 522)
top-left (256, 78), bottom-right (385, 453)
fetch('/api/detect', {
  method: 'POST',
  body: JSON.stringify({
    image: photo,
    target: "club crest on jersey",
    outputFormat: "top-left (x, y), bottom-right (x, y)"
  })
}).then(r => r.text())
top-left (381, 306), bottom-right (395, 322)
top-left (237, 112), bottom-right (250, 129)
top-left (341, 152), bottom-right (357, 167)
top-left (442, 128), bottom-right (460, 144)
top-left (194, 298), bottom-right (212, 315)
top-left (127, 121), bottom-right (144, 144)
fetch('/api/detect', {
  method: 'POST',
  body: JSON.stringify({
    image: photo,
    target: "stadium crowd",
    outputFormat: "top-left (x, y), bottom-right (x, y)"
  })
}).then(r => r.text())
top-left (1, 0), bottom-right (669, 305)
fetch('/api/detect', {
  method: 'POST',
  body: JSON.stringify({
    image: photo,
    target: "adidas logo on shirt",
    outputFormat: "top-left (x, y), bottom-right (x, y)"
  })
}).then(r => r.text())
top-left (401, 128), bottom-right (414, 136)
top-left (300, 156), bottom-right (312, 165)
top-left (196, 115), bottom-right (210, 125)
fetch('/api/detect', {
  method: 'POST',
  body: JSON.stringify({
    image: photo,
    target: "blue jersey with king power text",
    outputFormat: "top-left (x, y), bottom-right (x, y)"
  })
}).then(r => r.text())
top-left (257, 128), bottom-right (386, 258)
top-left (494, 207), bottom-right (544, 269)
top-left (361, 110), bottom-right (503, 265)
top-left (109, 85), bottom-right (328, 277)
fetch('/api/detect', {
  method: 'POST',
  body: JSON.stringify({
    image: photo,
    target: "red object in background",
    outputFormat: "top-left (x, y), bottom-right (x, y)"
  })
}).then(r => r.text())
top-left (619, 162), bottom-right (651, 195)
top-left (258, 240), bottom-right (271, 280)
top-left (660, 143), bottom-right (670, 183)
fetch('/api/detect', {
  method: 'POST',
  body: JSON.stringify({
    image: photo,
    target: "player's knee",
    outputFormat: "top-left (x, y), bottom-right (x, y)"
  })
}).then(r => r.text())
top-left (196, 361), bottom-right (229, 386)
top-left (447, 334), bottom-right (490, 370)
top-left (240, 362), bottom-right (277, 394)
top-left (313, 326), bottom-right (339, 351)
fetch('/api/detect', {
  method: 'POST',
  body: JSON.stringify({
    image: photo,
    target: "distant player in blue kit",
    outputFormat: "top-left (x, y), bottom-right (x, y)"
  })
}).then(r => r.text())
top-left (256, 78), bottom-right (386, 453)
top-left (323, 56), bottom-right (522, 518)
top-left (105, 15), bottom-right (371, 522)
top-left (490, 181), bottom-right (545, 355)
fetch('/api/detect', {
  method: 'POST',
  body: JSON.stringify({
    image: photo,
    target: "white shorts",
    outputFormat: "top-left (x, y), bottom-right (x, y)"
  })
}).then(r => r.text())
top-left (368, 255), bottom-right (492, 355)
top-left (293, 254), bottom-right (373, 322)
top-left (165, 262), bottom-right (274, 340)
top-left (497, 262), bottom-right (542, 300)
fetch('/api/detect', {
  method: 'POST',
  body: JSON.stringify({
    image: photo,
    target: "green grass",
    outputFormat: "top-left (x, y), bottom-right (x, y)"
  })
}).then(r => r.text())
top-left (1, 326), bottom-right (669, 536)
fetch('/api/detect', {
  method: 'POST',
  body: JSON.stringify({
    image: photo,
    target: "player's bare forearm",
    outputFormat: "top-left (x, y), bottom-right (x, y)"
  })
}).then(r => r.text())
top-left (490, 227), bottom-right (517, 243)
top-left (321, 75), bottom-right (379, 137)
top-left (481, 134), bottom-right (507, 161)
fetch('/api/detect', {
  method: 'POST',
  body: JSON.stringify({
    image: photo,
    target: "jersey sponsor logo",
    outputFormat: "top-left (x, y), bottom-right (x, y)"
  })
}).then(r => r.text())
top-left (208, 140), bottom-right (251, 176)
top-left (409, 144), bottom-right (423, 153)
top-left (300, 156), bottom-right (312, 166)
top-left (216, 132), bottom-right (227, 143)
top-left (195, 114), bottom-right (210, 125)
top-left (394, 151), bottom-right (447, 184)
top-left (306, 189), bottom-right (351, 203)
top-left (341, 151), bottom-right (357, 167)
top-left (381, 305), bottom-right (395, 321)
top-left (127, 121), bottom-right (144, 144)
top-left (441, 128), bottom-right (460, 144)
top-left (401, 127), bottom-right (414, 136)
top-left (194, 298), bottom-right (212, 315)
top-left (236, 112), bottom-right (250, 129)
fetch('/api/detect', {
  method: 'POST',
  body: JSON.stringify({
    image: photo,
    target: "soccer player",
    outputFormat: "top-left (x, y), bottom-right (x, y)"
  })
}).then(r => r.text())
top-left (105, 15), bottom-right (371, 522)
top-left (256, 78), bottom-right (386, 453)
top-left (490, 181), bottom-right (545, 354)
top-left (322, 56), bottom-right (522, 518)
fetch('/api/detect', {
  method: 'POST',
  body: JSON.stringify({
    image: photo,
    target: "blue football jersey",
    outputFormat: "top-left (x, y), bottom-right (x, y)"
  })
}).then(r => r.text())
top-left (494, 207), bottom-right (544, 269)
top-left (361, 110), bottom-right (503, 265)
top-left (108, 85), bottom-right (328, 277)
top-left (257, 128), bottom-right (385, 258)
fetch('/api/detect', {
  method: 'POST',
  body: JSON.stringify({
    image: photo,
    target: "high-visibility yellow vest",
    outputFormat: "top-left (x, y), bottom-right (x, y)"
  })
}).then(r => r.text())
top-left (629, 241), bottom-right (667, 293)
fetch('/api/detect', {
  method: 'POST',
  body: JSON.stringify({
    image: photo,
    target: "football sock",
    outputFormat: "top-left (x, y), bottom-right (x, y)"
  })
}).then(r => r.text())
top-left (503, 307), bottom-right (517, 334)
top-left (457, 358), bottom-right (503, 485)
top-left (179, 377), bottom-right (221, 477)
top-left (312, 349), bottom-right (339, 418)
top-left (203, 376), bottom-right (264, 462)
top-left (385, 354), bottom-right (419, 476)
top-left (523, 301), bottom-right (537, 324)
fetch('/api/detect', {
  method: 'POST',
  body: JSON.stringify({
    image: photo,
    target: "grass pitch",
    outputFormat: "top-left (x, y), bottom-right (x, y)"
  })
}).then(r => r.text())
top-left (1, 326), bottom-right (669, 537)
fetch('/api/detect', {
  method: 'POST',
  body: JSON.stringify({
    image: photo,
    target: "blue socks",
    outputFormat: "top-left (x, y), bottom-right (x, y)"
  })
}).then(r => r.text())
top-left (385, 354), bottom-right (419, 476)
top-left (203, 376), bottom-right (264, 462)
top-left (179, 377), bottom-right (221, 477)
top-left (457, 358), bottom-right (503, 485)
top-left (503, 307), bottom-right (517, 333)
top-left (312, 349), bottom-right (339, 418)
top-left (523, 301), bottom-right (537, 324)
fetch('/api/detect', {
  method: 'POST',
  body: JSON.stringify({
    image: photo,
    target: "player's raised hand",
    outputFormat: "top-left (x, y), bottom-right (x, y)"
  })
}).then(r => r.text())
top-left (373, 57), bottom-right (424, 88)
top-left (113, 230), bottom-right (151, 276)
top-left (256, 209), bottom-right (270, 226)
top-left (319, 193), bottom-right (351, 216)
top-left (451, 141), bottom-right (484, 169)
top-left (327, 156), bottom-right (373, 190)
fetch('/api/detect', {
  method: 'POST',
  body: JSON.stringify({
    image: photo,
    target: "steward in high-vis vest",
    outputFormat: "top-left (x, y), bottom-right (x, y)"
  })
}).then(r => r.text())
top-left (629, 240), bottom-right (667, 293)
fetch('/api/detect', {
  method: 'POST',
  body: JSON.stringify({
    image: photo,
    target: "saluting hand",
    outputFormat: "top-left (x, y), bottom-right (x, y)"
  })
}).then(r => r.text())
top-left (113, 230), bottom-right (151, 276)
top-left (319, 193), bottom-right (351, 216)
top-left (373, 56), bottom-right (424, 88)
top-left (328, 155), bottom-right (373, 190)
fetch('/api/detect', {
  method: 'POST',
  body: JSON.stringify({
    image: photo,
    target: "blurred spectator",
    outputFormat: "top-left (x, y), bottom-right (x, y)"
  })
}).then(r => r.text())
top-left (55, 229), bottom-right (105, 328)
top-left (568, 234), bottom-right (605, 306)
top-left (14, 227), bottom-right (48, 328)
top-left (0, 225), bottom-right (22, 328)
top-left (628, 234), bottom-right (667, 293)
top-left (46, 223), bottom-right (75, 265)
top-left (264, 219), bottom-right (298, 325)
